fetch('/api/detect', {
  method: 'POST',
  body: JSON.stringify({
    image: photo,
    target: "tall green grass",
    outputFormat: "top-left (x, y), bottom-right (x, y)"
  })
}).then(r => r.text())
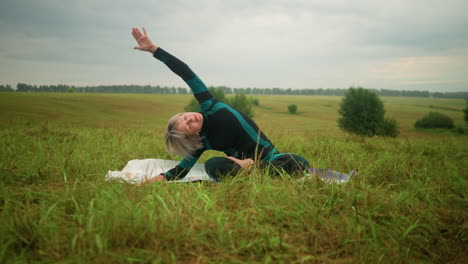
top-left (0, 93), bottom-right (466, 263)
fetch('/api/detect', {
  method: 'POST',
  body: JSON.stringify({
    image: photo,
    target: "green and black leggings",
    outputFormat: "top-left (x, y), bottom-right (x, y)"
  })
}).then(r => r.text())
top-left (205, 154), bottom-right (309, 181)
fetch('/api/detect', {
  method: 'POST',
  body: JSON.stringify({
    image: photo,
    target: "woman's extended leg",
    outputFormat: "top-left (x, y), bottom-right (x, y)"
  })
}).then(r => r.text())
top-left (263, 154), bottom-right (310, 177)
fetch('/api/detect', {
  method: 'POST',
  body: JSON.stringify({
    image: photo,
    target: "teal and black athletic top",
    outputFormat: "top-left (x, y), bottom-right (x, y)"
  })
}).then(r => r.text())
top-left (154, 48), bottom-right (281, 181)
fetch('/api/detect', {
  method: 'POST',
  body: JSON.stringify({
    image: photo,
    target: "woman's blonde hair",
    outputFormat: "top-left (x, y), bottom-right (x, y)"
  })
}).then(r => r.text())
top-left (165, 113), bottom-right (203, 157)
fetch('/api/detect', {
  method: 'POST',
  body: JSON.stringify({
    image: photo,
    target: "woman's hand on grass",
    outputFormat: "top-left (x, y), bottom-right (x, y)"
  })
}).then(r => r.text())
top-left (132, 27), bottom-right (158, 54)
top-left (226, 156), bottom-right (254, 171)
top-left (146, 174), bottom-right (166, 184)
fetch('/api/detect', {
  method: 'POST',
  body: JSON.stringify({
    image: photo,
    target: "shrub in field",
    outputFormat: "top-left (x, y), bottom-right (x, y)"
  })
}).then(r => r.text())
top-left (250, 97), bottom-right (260, 106)
top-left (377, 117), bottom-right (400, 137)
top-left (338, 87), bottom-right (398, 137)
top-left (185, 88), bottom-right (255, 117)
top-left (184, 98), bottom-right (200, 112)
top-left (226, 93), bottom-right (254, 118)
top-left (184, 86), bottom-right (226, 112)
top-left (288, 104), bottom-right (298, 114)
top-left (455, 125), bottom-right (465, 134)
top-left (414, 112), bottom-right (454, 129)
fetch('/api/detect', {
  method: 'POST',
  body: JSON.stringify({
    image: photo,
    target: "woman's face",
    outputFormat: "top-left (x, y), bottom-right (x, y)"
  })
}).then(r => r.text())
top-left (175, 112), bottom-right (203, 135)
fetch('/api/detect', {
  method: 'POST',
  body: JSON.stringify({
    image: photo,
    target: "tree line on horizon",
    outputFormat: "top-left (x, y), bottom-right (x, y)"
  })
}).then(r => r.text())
top-left (0, 83), bottom-right (466, 99)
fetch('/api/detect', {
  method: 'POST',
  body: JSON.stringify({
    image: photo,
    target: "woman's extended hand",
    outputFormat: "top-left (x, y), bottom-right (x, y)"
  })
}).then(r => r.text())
top-left (226, 156), bottom-right (254, 171)
top-left (132, 27), bottom-right (158, 54)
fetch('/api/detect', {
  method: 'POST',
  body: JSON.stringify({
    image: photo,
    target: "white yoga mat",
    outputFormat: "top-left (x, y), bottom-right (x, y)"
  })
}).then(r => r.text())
top-left (105, 159), bottom-right (214, 184)
top-left (105, 159), bottom-right (354, 185)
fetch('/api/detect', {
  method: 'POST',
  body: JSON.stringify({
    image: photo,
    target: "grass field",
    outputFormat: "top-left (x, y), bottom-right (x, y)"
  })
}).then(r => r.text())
top-left (0, 92), bottom-right (466, 263)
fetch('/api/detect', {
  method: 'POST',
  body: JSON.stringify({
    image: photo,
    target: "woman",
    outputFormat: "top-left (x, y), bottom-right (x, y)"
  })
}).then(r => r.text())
top-left (132, 27), bottom-right (309, 182)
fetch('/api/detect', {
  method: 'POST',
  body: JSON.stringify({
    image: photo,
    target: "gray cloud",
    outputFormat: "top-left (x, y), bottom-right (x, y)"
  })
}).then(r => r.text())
top-left (0, 0), bottom-right (467, 91)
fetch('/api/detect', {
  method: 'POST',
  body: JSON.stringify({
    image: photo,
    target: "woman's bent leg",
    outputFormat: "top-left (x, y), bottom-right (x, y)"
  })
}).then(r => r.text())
top-left (205, 157), bottom-right (241, 180)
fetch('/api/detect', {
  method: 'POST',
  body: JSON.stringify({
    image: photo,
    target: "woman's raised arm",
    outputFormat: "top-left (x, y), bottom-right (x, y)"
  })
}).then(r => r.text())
top-left (131, 27), bottom-right (214, 106)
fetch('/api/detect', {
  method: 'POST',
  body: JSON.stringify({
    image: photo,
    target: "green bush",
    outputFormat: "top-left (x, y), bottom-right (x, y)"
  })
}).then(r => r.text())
top-left (208, 86), bottom-right (226, 101)
top-left (377, 117), bottom-right (400, 137)
top-left (226, 93), bottom-right (254, 118)
top-left (415, 112), bottom-right (454, 129)
top-left (338, 87), bottom-right (385, 136)
top-left (184, 87), bottom-right (226, 112)
top-left (455, 125), bottom-right (465, 134)
top-left (184, 98), bottom-right (200, 112)
top-left (288, 104), bottom-right (297, 114)
top-left (184, 88), bottom-right (255, 118)
top-left (251, 97), bottom-right (260, 106)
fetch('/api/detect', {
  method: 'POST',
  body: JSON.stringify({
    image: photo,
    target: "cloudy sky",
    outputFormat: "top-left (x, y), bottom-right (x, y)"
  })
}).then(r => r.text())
top-left (1, 0), bottom-right (467, 92)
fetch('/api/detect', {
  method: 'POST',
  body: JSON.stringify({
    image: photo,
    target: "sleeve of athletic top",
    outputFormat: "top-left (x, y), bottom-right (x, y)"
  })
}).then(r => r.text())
top-left (153, 48), bottom-right (215, 109)
top-left (163, 147), bottom-right (206, 181)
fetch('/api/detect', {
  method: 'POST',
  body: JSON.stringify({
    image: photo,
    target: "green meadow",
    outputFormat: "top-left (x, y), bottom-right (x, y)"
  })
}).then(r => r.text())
top-left (0, 92), bottom-right (466, 263)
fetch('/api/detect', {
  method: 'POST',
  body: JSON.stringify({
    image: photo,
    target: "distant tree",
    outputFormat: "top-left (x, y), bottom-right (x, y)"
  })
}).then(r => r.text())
top-left (16, 83), bottom-right (31, 92)
top-left (9, 82), bottom-right (468, 99)
top-left (67, 87), bottom-right (74, 93)
top-left (338, 87), bottom-right (399, 137)
top-left (338, 87), bottom-right (384, 136)
top-left (0, 85), bottom-right (13, 92)
top-left (464, 99), bottom-right (468, 122)
top-left (177, 87), bottom-right (188, 94)
top-left (288, 104), bottom-right (297, 114)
